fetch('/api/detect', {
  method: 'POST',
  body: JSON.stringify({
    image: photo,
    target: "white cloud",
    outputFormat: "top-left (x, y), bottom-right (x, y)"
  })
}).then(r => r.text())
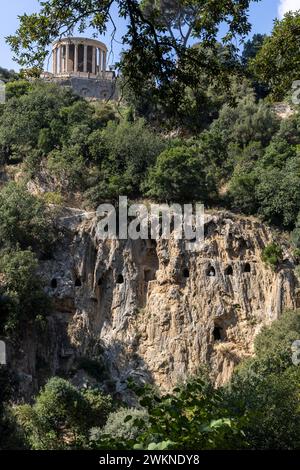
top-left (278, 0), bottom-right (300, 18)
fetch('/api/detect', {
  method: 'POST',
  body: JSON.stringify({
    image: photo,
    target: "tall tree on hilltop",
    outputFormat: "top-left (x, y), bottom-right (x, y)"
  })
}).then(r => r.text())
top-left (7, 0), bottom-right (260, 110)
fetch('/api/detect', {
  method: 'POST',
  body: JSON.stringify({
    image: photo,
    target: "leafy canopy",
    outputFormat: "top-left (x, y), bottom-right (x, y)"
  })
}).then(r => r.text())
top-left (251, 11), bottom-right (300, 99)
top-left (7, 0), bottom-right (260, 109)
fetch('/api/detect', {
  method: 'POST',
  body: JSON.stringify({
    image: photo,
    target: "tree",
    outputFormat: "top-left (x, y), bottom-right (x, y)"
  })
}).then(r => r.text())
top-left (251, 11), bottom-right (300, 100)
top-left (0, 67), bottom-right (17, 83)
top-left (0, 182), bottom-right (56, 254)
top-left (0, 249), bottom-right (50, 334)
top-left (97, 377), bottom-right (248, 450)
top-left (86, 119), bottom-right (165, 203)
top-left (15, 378), bottom-right (112, 450)
top-left (0, 82), bottom-right (77, 161)
top-left (91, 408), bottom-right (149, 445)
top-left (0, 367), bottom-right (24, 450)
top-left (241, 33), bottom-right (267, 66)
top-left (226, 311), bottom-right (300, 449)
top-left (256, 157), bottom-right (300, 228)
top-left (5, 80), bottom-right (32, 100)
top-left (7, 1), bottom-right (261, 112)
top-left (47, 144), bottom-right (87, 191)
top-left (228, 165), bottom-right (260, 214)
top-left (145, 146), bottom-right (216, 202)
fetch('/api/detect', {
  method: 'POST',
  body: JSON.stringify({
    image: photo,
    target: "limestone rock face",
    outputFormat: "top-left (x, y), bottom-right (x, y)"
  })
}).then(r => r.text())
top-left (8, 209), bottom-right (299, 397)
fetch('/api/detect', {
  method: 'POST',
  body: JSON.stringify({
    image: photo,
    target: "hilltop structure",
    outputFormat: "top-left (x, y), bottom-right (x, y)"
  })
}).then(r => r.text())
top-left (41, 37), bottom-right (117, 100)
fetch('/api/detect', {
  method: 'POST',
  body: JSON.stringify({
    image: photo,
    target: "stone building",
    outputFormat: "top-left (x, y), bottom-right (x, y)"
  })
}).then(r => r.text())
top-left (42, 37), bottom-right (117, 100)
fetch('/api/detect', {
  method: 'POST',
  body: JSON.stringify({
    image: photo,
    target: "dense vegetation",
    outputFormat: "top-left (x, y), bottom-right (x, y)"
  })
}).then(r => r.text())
top-left (1, 2), bottom-right (300, 452)
top-left (0, 312), bottom-right (298, 450)
top-left (1, 70), bottom-right (300, 229)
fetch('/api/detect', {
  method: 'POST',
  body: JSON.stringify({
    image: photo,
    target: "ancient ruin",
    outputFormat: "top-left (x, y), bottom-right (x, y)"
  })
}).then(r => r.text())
top-left (42, 37), bottom-right (117, 100)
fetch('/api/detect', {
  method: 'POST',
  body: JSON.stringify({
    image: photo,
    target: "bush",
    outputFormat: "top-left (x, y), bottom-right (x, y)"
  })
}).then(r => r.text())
top-left (91, 408), bottom-right (149, 444)
top-left (0, 183), bottom-right (56, 254)
top-left (228, 166), bottom-right (259, 214)
top-left (226, 311), bottom-right (300, 449)
top-left (47, 145), bottom-right (87, 191)
top-left (0, 82), bottom-right (77, 161)
top-left (261, 243), bottom-right (283, 269)
top-left (0, 249), bottom-right (50, 334)
top-left (145, 146), bottom-right (216, 203)
top-left (256, 158), bottom-right (300, 228)
top-left (15, 378), bottom-right (112, 450)
top-left (86, 119), bottom-right (165, 202)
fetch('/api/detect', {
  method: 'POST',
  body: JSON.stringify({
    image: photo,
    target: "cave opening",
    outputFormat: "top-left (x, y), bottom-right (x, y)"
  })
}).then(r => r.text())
top-left (183, 268), bottom-right (190, 279)
top-left (244, 263), bottom-right (251, 273)
top-left (117, 274), bottom-right (124, 284)
top-left (51, 278), bottom-right (57, 289)
top-left (225, 265), bottom-right (233, 276)
top-left (213, 326), bottom-right (223, 342)
top-left (206, 266), bottom-right (216, 277)
top-left (75, 278), bottom-right (82, 287)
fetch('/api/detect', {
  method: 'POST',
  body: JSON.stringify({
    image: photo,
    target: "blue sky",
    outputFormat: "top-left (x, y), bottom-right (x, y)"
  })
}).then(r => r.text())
top-left (0, 0), bottom-right (298, 71)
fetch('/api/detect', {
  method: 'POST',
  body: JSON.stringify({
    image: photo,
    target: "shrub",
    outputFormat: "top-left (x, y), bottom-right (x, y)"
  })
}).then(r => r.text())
top-left (15, 378), bottom-right (112, 450)
top-left (226, 311), bottom-right (300, 449)
top-left (145, 146), bottom-right (216, 202)
top-left (91, 408), bottom-right (149, 444)
top-left (256, 158), bottom-right (300, 228)
top-left (0, 183), bottom-right (56, 254)
top-left (0, 249), bottom-right (50, 334)
top-left (261, 243), bottom-right (283, 269)
top-left (47, 145), bottom-right (87, 191)
top-left (86, 119), bottom-right (165, 202)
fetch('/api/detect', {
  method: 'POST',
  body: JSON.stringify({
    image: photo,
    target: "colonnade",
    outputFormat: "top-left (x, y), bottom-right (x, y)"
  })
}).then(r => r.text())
top-left (52, 39), bottom-right (107, 75)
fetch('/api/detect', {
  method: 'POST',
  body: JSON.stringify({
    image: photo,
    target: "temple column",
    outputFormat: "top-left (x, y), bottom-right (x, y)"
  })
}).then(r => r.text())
top-left (60, 46), bottom-right (64, 73)
top-left (99, 49), bottom-right (103, 72)
top-left (74, 44), bottom-right (78, 73)
top-left (53, 47), bottom-right (57, 74)
top-left (92, 47), bottom-right (96, 75)
top-left (83, 44), bottom-right (88, 73)
top-left (102, 50), bottom-right (107, 72)
top-left (66, 44), bottom-right (69, 72)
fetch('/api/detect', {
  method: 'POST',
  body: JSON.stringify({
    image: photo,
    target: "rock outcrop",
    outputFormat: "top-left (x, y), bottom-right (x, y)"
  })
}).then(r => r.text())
top-left (7, 208), bottom-right (299, 398)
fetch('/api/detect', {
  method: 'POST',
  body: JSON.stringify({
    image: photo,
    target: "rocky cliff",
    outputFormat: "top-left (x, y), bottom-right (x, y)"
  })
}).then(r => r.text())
top-left (8, 208), bottom-right (299, 399)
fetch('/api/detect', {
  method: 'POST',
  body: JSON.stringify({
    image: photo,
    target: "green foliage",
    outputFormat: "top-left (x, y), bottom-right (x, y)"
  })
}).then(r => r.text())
top-left (47, 145), bottom-right (87, 191)
top-left (226, 311), bottom-right (300, 449)
top-left (228, 167), bottom-right (259, 214)
top-left (0, 367), bottom-right (24, 450)
top-left (5, 80), bottom-right (31, 100)
top-left (210, 93), bottom-right (278, 150)
top-left (261, 243), bottom-right (283, 269)
top-left (251, 12), bottom-right (300, 100)
top-left (41, 192), bottom-right (63, 206)
top-left (7, 0), bottom-right (259, 117)
top-left (145, 146), bottom-right (216, 202)
top-left (15, 378), bottom-right (112, 450)
top-left (97, 377), bottom-right (248, 450)
top-left (255, 158), bottom-right (300, 227)
top-left (291, 213), bottom-right (300, 248)
top-left (225, 111), bottom-right (300, 228)
top-left (0, 67), bottom-right (17, 83)
top-left (242, 34), bottom-right (267, 66)
top-left (86, 119), bottom-right (165, 203)
top-left (0, 183), bottom-right (55, 254)
top-left (0, 249), bottom-right (50, 334)
top-left (91, 408), bottom-right (149, 445)
top-left (0, 82), bottom-right (77, 161)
